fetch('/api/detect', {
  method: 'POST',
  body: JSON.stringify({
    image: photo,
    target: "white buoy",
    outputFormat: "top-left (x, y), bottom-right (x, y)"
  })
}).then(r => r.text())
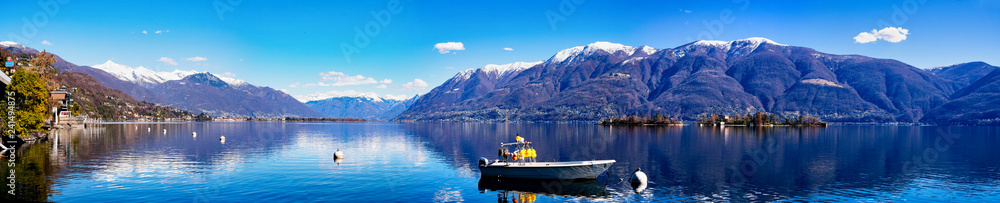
top-left (192, 132), bottom-right (197, 137)
top-left (634, 181), bottom-right (648, 193)
top-left (334, 149), bottom-right (344, 159)
top-left (147, 127), bottom-right (151, 132)
top-left (163, 129), bottom-right (167, 134)
top-left (220, 135), bottom-right (226, 142)
top-left (630, 167), bottom-right (649, 192)
top-left (630, 168), bottom-right (648, 184)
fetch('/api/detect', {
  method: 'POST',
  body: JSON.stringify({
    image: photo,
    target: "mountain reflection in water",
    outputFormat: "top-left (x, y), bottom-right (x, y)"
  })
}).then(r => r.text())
top-left (2, 123), bottom-right (998, 202)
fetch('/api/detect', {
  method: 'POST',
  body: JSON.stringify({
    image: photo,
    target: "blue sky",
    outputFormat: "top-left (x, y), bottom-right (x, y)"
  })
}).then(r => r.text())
top-left (2, 0), bottom-right (998, 101)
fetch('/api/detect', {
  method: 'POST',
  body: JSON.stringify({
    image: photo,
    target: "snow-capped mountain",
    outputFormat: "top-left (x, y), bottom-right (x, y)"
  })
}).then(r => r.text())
top-left (0, 41), bottom-right (25, 49)
top-left (2, 41), bottom-right (322, 118)
top-left (305, 94), bottom-right (420, 120)
top-left (91, 60), bottom-right (246, 87)
top-left (455, 61), bottom-right (543, 80)
top-left (397, 37), bottom-right (972, 123)
top-left (540, 38), bottom-right (788, 64)
top-left (549, 42), bottom-right (657, 63)
top-left (673, 37), bottom-right (788, 58)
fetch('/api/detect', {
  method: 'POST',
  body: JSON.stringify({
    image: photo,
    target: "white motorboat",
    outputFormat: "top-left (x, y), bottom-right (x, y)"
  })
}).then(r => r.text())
top-left (479, 160), bottom-right (616, 180)
top-left (478, 135), bottom-right (615, 180)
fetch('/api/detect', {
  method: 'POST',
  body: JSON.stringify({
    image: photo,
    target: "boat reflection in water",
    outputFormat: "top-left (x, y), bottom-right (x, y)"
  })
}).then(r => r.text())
top-left (479, 178), bottom-right (610, 202)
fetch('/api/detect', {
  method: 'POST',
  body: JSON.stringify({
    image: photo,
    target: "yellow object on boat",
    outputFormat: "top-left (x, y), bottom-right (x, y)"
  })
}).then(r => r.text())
top-left (519, 193), bottom-right (536, 203)
top-left (516, 136), bottom-right (524, 142)
top-left (528, 149), bottom-right (536, 157)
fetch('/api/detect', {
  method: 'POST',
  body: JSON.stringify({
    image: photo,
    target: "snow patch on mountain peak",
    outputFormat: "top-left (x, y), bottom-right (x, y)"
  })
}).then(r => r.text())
top-left (215, 75), bottom-right (247, 86)
top-left (0, 41), bottom-right (24, 48)
top-left (679, 37), bottom-right (787, 58)
top-left (550, 42), bottom-right (653, 63)
top-left (455, 69), bottom-right (477, 80)
top-left (481, 61), bottom-right (543, 77)
top-left (454, 61), bottom-right (542, 81)
top-left (92, 60), bottom-right (246, 86)
top-left (639, 46), bottom-right (657, 55)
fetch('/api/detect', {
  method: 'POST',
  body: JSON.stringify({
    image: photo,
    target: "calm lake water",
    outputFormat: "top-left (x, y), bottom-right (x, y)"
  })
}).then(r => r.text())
top-left (3, 122), bottom-right (999, 202)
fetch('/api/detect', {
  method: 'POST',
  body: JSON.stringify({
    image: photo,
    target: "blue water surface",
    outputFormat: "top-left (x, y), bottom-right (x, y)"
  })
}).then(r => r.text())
top-left (4, 122), bottom-right (998, 202)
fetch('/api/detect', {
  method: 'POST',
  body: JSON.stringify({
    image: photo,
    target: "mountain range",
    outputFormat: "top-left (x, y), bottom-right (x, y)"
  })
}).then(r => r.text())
top-left (396, 38), bottom-right (999, 124)
top-left (305, 94), bottom-right (419, 120)
top-left (1, 42), bottom-right (323, 118)
top-left (5, 38), bottom-right (997, 124)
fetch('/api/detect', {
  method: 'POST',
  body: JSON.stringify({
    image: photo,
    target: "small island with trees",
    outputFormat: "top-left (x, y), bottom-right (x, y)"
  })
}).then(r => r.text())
top-left (283, 117), bottom-right (367, 122)
top-left (697, 112), bottom-right (826, 126)
top-left (600, 113), bottom-right (682, 126)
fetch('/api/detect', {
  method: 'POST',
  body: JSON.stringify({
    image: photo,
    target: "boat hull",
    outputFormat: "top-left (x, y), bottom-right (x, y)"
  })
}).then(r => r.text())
top-left (479, 160), bottom-right (616, 180)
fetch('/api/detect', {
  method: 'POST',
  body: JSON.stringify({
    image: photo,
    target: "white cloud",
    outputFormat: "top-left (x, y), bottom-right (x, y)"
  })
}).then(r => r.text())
top-left (155, 30), bottom-right (163, 34)
top-left (312, 71), bottom-right (380, 86)
top-left (375, 84), bottom-right (388, 89)
top-left (157, 57), bottom-right (178, 65)
top-left (854, 27), bottom-right (910, 43)
top-left (397, 79), bottom-right (428, 92)
top-left (41, 40), bottom-right (52, 45)
top-left (503, 47), bottom-right (513, 51)
top-left (184, 56), bottom-right (208, 62)
top-left (219, 72), bottom-right (237, 78)
top-left (292, 90), bottom-right (410, 102)
top-left (289, 82), bottom-right (301, 88)
top-left (142, 30), bottom-right (148, 34)
top-left (381, 79), bottom-right (392, 83)
top-left (434, 42), bottom-right (465, 54)
top-left (680, 9), bottom-right (692, 13)
top-left (853, 32), bottom-right (877, 43)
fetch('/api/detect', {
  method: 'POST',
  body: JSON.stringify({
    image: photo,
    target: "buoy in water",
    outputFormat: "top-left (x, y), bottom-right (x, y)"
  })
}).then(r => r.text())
top-left (220, 135), bottom-right (226, 141)
top-left (163, 129), bottom-right (167, 134)
top-left (147, 127), bottom-right (151, 132)
top-left (192, 132), bottom-right (197, 137)
top-left (334, 149), bottom-right (344, 159)
top-left (630, 168), bottom-right (648, 184)
top-left (630, 167), bottom-right (649, 192)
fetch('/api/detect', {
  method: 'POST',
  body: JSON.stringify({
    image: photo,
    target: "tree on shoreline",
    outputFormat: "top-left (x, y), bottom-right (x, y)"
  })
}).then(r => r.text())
top-left (7, 70), bottom-right (50, 137)
top-left (1, 51), bottom-right (57, 137)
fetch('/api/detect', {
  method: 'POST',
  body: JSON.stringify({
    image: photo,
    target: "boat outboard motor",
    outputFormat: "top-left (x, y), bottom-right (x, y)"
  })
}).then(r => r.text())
top-left (479, 157), bottom-right (490, 167)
